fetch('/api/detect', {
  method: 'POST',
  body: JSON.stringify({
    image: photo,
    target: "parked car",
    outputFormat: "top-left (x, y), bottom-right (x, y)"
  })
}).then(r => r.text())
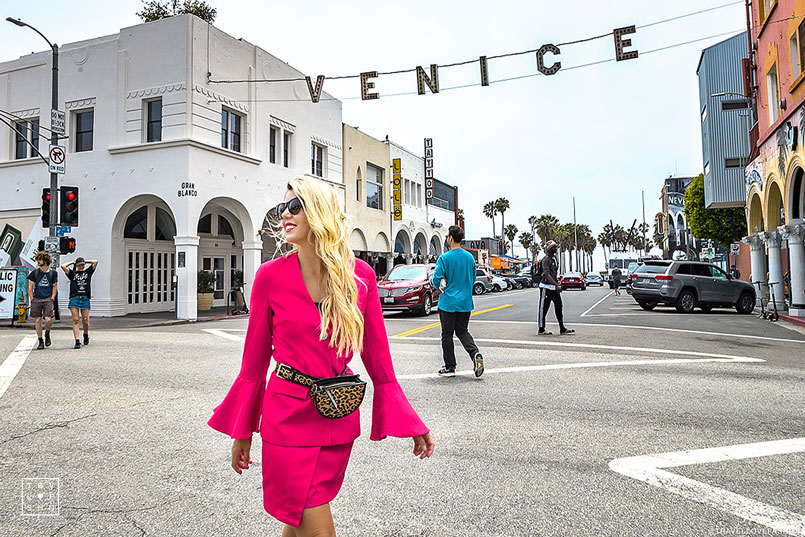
top-left (560, 272), bottom-right (586, 291)
top-left (475, 268), bottom-right (493, 295)
top-left (491, 274), bottom-right (509, 292)
top-left (501, 272), bottom-right (531, 289)
top-left (584, 273), bottom-right (604, 286)
top-left (630, 260), bottom-right (756, 313)
top-left (377, 263), bottom-right (440, 316)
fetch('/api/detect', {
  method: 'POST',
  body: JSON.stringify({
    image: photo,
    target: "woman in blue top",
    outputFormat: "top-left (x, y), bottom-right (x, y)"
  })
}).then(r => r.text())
top-left (430, 225), bottom-right (484, 378)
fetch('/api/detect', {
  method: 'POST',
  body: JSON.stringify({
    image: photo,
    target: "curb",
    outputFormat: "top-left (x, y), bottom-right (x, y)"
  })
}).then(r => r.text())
top-left (3, 312), bottom-right (249, 331)
top-left (778, 313), bottom-right (805, 328)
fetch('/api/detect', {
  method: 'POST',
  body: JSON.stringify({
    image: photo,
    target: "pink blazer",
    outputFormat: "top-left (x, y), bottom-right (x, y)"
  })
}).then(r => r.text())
top-left (207, 252), bottom-right (429, 446)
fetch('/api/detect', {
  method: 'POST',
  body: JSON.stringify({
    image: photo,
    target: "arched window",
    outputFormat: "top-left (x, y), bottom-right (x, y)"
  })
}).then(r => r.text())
top-left (124, 207), bottom-right (148, 239)
top-left (197, 214), bottom-right (212, 234)
top-left (155, 207), bottom-right (176, 241)
top-left (218, 215), bottom-right (235, 239)
top-left (356, 167), bottom-right (362, 202)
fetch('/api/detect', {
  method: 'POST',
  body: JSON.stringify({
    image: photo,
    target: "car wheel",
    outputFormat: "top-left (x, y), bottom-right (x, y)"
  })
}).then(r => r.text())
top-left (473, 283), bottom-right (485, 295)
top-left (700, 305), bottom-right (712, 313)
top-left (493, 284), bottom-right (501, 292)
top-left (638, 301), bottom-right (657, 311)
top-left (675, 290), bottom-right (696, 313)
top-left (515, 282), bottom-right (523, 290)
top-left (736, 292), bottom-right (755, 314)
top-left (419, 294), bottom-right (432, 316)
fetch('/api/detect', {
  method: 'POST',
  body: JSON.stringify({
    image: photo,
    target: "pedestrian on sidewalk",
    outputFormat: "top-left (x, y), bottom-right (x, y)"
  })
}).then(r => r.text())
top-left (430, 225), bottom-right (484, 378)
top-left (538, 241), bottom-right (574, 336)
top-left (27, 252), bottom-right (58, 350)
top-left (730, 264), bottom-right (741, 280)
top-left (208, 176), bottom-right (433, 536)
top-left (61, 257), bottom-right (98, 349)
top-left (612, 266), bottom-right (623, 296)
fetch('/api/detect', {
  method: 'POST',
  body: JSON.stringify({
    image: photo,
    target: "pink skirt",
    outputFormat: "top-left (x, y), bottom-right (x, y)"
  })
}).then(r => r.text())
top-left (261, 441), bottom-right (354, 527)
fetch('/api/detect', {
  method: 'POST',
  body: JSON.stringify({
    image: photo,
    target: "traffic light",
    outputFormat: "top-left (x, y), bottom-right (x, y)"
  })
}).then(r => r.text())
top-left (59, 186), bottom-right (79, 226)
top-left (38, 239), bottom-right (45, 252)
top-left (59, 236), bottom-right (76, 255)
top-left (41, 188), bottom-right (52, 228)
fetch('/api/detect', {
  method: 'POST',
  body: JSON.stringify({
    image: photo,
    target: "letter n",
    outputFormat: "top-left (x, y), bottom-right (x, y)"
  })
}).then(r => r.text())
top-left (416, 64), bottom-right (440, 95)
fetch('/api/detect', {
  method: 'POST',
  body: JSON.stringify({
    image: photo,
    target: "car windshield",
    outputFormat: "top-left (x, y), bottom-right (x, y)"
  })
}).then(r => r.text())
top-left (586, 274), bottom-right (601, 279)
top-left (385, 266), bottom-right (427, 281)
top-left (634, 262), bottom-right (670, 274)
top-left (564, 272), bottom-right (582, 278)
top-left (628, 262), bottom-right (638, 273)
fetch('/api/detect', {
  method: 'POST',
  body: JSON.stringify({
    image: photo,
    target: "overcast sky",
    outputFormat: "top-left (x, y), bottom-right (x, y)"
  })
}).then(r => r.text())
top-left (2, 1), bottom-right (747, 268)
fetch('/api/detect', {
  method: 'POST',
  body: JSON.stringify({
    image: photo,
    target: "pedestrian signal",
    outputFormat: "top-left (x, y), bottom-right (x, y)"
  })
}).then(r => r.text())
top-left (59, 236), bottom-right (76, 254)
top-left (59, 186), bottom-right (79, 226)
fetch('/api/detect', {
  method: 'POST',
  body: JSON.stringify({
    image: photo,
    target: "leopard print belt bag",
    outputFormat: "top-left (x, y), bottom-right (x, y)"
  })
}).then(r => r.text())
top-left (275, 363), bottom-right (367, 419)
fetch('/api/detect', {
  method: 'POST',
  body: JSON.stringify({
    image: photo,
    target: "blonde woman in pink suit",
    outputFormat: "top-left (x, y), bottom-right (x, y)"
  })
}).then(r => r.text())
top-left (208, 176), bottom-right (434, 536)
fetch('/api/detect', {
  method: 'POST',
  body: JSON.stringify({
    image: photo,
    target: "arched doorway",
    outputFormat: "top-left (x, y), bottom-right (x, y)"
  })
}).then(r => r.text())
top-left (198, 200), bottom-right (249, 308)
top-left (394, 229), bottom-right (411, 256)
top-left (790, 167), bottom-right (804, 221)
top-left (767, 181), bottom-right (785, 228)
top-left (429, 235), bottom-right (442, 257)
top-left (113, 198), bottom-right (177, 314)
top-left (413, 232), bottom-right (428, 262)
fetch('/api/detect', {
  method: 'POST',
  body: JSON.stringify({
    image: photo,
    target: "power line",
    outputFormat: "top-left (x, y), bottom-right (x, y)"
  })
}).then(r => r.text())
top-left (0, 115), bottom-right (48, 165)
top-left (209, 1), bottom-right (743, 85)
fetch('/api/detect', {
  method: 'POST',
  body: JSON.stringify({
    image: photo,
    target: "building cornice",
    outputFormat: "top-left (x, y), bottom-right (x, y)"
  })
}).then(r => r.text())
top-left (127, 83), bottom-right (186, 99)
top-left (311, 134), bottom-right (341, 151)
top-left (9, 108), bottom-right (40, 120)
top-left (65, 97), bottom-right (97, 110)
top-left (193, 84), bottom-right (248, 113)
top-left (108, 138), bottom-right (262, 165)
top-left (269, 116), bottom-right (296, 133)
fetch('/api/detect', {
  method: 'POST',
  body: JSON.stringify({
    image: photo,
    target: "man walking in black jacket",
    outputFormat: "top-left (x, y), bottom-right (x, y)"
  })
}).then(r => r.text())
top-left (538, 241), bottom-right (574, 335)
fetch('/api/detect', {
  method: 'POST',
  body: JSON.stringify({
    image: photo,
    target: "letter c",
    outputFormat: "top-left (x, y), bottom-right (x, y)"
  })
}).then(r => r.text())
top-left (536, 44), bottom-right (561, 76)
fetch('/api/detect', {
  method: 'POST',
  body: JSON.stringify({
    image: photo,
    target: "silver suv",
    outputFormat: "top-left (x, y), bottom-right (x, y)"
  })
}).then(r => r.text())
top-left (474, 268), bottom-right (493, 295)
top-left (630, 260), bottom-right (756, 314)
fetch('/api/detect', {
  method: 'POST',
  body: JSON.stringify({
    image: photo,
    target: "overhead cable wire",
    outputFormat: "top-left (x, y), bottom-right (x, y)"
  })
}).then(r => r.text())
top-left (0, 115), bottom-right (49, 165)
top-left (209, 1), bottom-right (744, 84)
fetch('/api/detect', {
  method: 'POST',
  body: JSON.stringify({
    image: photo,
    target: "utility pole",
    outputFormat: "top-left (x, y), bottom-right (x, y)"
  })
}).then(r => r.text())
top-left (573, 196), bottom-right (578, 272)
top-left (641, 190), bottom-right (647, 257)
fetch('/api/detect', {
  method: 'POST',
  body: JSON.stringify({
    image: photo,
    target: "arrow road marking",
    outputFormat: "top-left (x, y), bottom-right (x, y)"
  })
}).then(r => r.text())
top-left (610, 438), bottom-right (805, 536)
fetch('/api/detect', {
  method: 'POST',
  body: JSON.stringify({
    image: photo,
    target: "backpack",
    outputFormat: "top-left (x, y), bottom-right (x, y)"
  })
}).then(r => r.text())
top-left (531, 260), bottom-right (543, 285)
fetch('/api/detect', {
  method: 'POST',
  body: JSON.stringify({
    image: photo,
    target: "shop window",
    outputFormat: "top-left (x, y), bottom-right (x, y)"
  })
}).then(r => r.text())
top-left (124, 207), bottom-right (148, 239)
top-left (221, 109), bottom-right (242, 152)
top-left (366, 162), bottom-right (383, 210)
top-left (155, 207), bottom-right (175, 241)
top-left (197, 214), bottom-right (212, 234)
top-left (311, 142), bottom-right (324, 177)
top-left (146, 99), bottom-right (162, 143)
top-left (14, 119), bottom-right (39, 159)
top-left (74, 110), bottom-right (94, 152)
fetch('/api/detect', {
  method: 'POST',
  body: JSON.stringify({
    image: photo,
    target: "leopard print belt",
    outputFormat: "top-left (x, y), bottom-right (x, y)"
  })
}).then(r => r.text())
top-left (275, 363), bottom-right (367, 420)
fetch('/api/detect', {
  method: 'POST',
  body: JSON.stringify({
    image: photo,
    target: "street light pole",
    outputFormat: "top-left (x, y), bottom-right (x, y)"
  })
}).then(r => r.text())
top-left (572, 196), bottom-right (578, 272)
top-left (6, 17), bottom-right (59, 246)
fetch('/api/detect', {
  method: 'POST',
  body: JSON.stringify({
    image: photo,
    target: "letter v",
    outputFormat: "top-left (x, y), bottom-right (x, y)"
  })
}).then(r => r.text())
top-left (305, 75), bottom-right (325, 103)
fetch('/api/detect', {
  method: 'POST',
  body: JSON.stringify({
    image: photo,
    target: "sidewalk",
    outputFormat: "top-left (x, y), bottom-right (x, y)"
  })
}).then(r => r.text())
top-left (2, 307), bottom-right (249, 331)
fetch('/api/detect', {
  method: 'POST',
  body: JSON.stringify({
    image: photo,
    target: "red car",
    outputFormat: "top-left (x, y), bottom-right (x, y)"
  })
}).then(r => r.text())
top-left (560, 272), bottom-right (586, 291)
top-left (377, 264), bottom-right (440, 316)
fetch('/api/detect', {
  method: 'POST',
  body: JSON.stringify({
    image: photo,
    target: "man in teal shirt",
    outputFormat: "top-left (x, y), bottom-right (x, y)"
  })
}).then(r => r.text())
top-left (430, 225), bottom-right (484, 378)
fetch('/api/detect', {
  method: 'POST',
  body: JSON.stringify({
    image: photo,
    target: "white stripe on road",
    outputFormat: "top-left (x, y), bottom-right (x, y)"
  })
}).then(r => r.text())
top-left (202, 328), bottom-right (246, 342)
top-left (580, 290), bottom-right (615, 317)
top-left (0, 335), bottom-right (37, 399)
top-left (392, 336), bottom-right (764, 362)
top-left (610, 438), bottom-right (805, 536)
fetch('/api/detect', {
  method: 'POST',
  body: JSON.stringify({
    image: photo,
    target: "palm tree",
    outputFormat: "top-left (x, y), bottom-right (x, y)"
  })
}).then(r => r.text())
top-left (559, 223), bottom-right (576, 271)
top-left (535, 214), bottom-right (560, 246)
top-left (519, 231), bottom-right (534, 262)
top-left (527, 215), bottom-right (538, 249)
top-left (597, 231), bottom-right (610, 268)
top-left (529, 243), bottom-right (541, 261)
top-left (482, 202), bottom-right (497, 237)
top-left (504, 224), bottom-right (518, 257)
top-left (495, 197), bottom-right (510, 240)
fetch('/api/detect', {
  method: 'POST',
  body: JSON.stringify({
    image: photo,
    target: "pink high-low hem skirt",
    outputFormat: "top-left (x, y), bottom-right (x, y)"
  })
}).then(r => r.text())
top-left (261, 440), bottom-right (354, 527)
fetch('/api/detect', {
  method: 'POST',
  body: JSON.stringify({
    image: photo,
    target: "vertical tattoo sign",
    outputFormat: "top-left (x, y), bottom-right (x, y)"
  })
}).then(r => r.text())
top-left (392, 159), bottom-right (402, 221)
top-left (424, 138), bottom-right (434, 200)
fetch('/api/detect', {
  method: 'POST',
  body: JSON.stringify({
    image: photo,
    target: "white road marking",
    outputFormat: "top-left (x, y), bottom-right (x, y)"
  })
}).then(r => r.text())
top-left (0, 335), bottom-right (37, 399)
top-left (580, 290), bottom-right (615, 317)
top-left (610, 438), bottom-right (805, 536)
top-left (571, 323), bottom-right (805, 344)
top-left (393, 336), bottom-right (764, 362)
top-left (202, 328), bottom-right (246, 342)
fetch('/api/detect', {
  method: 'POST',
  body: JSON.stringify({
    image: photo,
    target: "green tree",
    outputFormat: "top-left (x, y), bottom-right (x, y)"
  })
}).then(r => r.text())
top-left (535, 214), bottom-right (559, 246)
top-left (137, 0), bottom-right (217, 23)
top-left (483, 202), bottom-right (497, 237)
top-left (504, 224), bottom-right (518, 257)
top-left (495, 197), bottom-right (510, 240)
top-left (519, 231), bottom-right (534, 262)
top-left (684, 173), bottom-right (747, 247)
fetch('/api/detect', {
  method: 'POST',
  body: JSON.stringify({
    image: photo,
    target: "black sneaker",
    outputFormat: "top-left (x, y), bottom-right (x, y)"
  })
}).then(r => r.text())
top-left (83, 334), bottom-right (89, 346)
top-left (472, 353), bottom-right (484, 377)
top-left (37, 339), bottom-right (45, 350)
top-left (44, 331), bottom-right (51, 347)
top-left (74, 340), bottom-right (81, 349)
top-left (437, 367), bottom-right (456, 377)
top-left (560, 328), bottom-right (575, 335)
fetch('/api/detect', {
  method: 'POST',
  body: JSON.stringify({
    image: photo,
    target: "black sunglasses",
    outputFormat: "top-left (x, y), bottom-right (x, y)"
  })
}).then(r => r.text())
top-left (276, 197), bottom-right (303, 216)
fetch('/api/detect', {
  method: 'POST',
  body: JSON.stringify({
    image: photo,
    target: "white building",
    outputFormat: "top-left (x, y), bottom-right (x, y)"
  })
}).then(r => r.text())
top-left (388, 141), bottom-right (455, 264)
top-left (0, 14), bottom-right (343, 319)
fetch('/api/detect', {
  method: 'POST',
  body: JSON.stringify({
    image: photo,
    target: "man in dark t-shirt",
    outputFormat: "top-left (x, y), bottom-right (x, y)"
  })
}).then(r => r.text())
top-left (61, 257), bottom-right (99, 349)
top-left (27, 251), bottom-right (58, 350)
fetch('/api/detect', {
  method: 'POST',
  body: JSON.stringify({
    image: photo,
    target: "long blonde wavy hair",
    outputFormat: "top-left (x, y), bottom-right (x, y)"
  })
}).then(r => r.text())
top-left (268, 176), bottom-right (365, 356)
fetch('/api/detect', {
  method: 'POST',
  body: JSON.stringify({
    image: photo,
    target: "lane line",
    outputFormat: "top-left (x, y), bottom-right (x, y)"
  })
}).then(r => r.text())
top-left (392, 304), bottom-right (513, 338)
top-left (610, 438), bottom-right (805, 536)
top-left (580, 290), bottom-right (615, 317)
top-left (390, 336), bottom-right (765, 362)
top-left (396, 355), bottom-right (763, 380)
top-left (202, 328), bottom-right (246, 343)
top-left (0, 335), bottom-right (37, 399)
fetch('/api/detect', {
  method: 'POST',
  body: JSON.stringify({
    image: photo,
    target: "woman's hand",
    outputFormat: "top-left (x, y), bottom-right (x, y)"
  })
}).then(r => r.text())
top-left (412, 433), bottom-right (434, 459)
top-left (231, 438), bottom-right (253, 474)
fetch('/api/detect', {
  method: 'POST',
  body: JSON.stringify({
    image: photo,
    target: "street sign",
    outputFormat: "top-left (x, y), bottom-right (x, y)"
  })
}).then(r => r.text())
top-left (730, 243), bottom-right (740, 255)
top-left (50, 109), bottom-right (65, 135)
top-left (44, 236), bottom-right (59, 253)
top-left (48, 145), bottom-right (66, 174)
top-left (0, 269), bottom-right (16, 320)
top-left (56, 226), bottom-right (71, 237)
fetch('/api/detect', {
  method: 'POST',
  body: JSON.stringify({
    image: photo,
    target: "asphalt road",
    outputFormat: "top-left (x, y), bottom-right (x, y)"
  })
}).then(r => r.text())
top-left (1, 286), bottom-right (803, 536)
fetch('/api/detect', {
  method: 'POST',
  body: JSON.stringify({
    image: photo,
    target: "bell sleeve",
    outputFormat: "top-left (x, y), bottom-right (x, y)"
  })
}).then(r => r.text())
top-left (359, 271), bottom-right (429, 441)
top-left (207, 263), bottom-right (273, 440)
